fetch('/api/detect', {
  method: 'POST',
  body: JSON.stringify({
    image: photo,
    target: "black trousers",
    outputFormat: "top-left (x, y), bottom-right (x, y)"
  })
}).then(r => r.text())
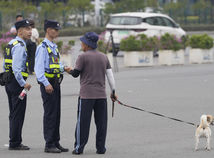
top-left (40, 83), bottom-right (61, 148)
top-left (5, 78), bottom-right (26, 147)
top-left (74, 98), bottom-right (107, 153)
top-left (26, 40), bottom-right (36, 73)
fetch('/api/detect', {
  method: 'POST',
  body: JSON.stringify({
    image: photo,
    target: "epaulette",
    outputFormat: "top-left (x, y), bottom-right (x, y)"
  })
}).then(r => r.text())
top-left (12, 40), bottom-right (24, 47)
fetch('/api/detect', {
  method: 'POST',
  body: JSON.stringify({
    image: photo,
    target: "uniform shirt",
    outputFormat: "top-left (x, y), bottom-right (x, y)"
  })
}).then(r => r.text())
top-left (3, 36), bottom-right (27, 87)
top-left (34, 38), bottom-right (64, 87)
top-left (75, 50), bottom-right (111, 99)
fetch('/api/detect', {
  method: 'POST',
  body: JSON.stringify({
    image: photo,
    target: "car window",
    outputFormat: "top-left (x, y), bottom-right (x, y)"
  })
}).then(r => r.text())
top-left (143, 17), bottom-right (155, 25)
top-left (109, 16), bottom-right (142, 25)
top-left (156, 17), bottom-right (166, 26)
top-left (144, 17), bottom-right (166, 26)
top-left (161, 17), bottom-right (176, 28)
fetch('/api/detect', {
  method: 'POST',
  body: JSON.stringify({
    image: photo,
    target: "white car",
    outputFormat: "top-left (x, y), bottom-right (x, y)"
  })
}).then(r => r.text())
top-left (105, 12), bottom-right (186, 52)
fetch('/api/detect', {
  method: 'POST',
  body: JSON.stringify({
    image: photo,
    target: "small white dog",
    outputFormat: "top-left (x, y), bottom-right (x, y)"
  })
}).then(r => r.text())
top-left (195, 114), bottom-right (214, 151)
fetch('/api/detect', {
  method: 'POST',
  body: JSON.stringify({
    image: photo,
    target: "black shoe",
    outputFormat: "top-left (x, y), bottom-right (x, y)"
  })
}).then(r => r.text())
top-left (8, 144), bottom-right (30, 150)
top-left (44, 147), bottom-right (61, 153)
top-left (55, 144), bottom-right (69, 152)
top-left (72, 149), bottom-right (83, 155)
top-left (96, 150), bottom-right (106, 154)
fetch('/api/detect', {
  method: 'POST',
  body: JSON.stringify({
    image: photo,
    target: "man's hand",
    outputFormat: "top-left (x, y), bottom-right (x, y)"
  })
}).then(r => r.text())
top-left (24, 83), bottom-right (31, 91)
top-left (45, 84), bottom-right (54, 94)
top-left (110, 91), bottom-right (117, 102)
top-left (64, 66), bottom-right (73, 73)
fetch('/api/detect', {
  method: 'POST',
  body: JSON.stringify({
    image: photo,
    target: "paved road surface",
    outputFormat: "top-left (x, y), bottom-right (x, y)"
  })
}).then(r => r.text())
top-left (1, 62), bottom-right (214, 158)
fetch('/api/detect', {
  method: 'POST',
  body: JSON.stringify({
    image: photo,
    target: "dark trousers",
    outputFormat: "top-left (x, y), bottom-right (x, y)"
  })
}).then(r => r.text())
top-left (40, 83), bottom-right (61, 148)
top-left (74, 98), bottom-right (107, 153)
top-left (26, 40), bottom-right (36, 73)
top-left (5, 78), bottom-right (26, 147)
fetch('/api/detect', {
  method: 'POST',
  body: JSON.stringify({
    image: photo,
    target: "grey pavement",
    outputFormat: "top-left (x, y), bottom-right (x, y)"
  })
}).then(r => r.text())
top-left (1, 31), bottom-right (214, 158)
top-left (1, 60), bottom-right (214, 158)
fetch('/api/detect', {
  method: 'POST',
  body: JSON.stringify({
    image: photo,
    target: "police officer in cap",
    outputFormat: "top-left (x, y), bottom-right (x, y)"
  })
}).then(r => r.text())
top-left (34, 20), bottom-right (68, 153)
top-left (4, 19), bottom-right (32, 150)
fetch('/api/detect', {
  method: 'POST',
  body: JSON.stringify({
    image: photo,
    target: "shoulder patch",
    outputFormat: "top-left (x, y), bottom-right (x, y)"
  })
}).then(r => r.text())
top-left (13, 40), bottom-right (24, 47)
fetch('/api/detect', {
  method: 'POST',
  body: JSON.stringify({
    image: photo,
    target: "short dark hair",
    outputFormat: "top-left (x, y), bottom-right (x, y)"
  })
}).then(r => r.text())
top-left (16, 15), bottom-right (23, 20)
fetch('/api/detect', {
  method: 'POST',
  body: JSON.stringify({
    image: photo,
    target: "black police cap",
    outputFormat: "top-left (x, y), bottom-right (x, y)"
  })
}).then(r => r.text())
top-left (15, 19), bottom-right (31, 30)
top-left (44, 20), bottom-right (61, 31)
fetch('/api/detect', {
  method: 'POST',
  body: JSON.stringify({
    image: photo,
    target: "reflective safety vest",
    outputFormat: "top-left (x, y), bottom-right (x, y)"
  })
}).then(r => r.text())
top-left (4, 40), bottom-right (29, 78)
top-left (42, 42), bottom-right (60, 79)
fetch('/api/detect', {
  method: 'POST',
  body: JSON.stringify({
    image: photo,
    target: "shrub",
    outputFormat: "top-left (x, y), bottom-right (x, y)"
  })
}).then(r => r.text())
top-left (189, 34), bottom-right (213, 49)
top-left (159, 33), bottom-right (184, 51)
top-left (97, 40), bottom-right (112, 54)
top-left (56, 41), bottom-right (63, 52)
top-left (68, 40), bottom-right (75, 46)
top-left (120, 34), bottom-right (160, 52)
top-left (120, 36), bottom-right (141, 51)
top-left (140, 34), bottom-right (158, 51)
top-left (0, 31), bottom-right (13, 55)
top-left (39, 27), bottom-right (106, 37)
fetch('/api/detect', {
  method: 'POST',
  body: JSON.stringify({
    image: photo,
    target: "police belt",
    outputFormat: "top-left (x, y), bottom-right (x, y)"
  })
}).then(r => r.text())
top-left (0, 71), bottom-right (27, 86)
top-left (38, 73), bottom-right (63, 86)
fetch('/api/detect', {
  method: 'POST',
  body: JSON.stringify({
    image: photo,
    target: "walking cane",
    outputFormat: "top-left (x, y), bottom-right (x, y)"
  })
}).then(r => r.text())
top-left (112, 90), bottom-right (115, 117)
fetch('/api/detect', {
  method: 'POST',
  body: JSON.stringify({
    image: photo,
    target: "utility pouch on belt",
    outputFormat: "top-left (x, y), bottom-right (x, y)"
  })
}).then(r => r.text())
top-left (48, 74), bottom-right (63, 87)
top-left (0, 68), bottom-right (14, 86)
top-left (0, 72), bottom-right (6, 86)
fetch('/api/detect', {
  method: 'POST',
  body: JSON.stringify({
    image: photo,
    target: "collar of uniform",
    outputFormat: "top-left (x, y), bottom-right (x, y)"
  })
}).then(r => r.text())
top-left (44, 38), bottom-right (56, 48)
top-left (15, 36), bottom-right (26, 46)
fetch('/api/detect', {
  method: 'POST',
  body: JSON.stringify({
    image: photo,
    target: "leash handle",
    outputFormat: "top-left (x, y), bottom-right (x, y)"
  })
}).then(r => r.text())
top-left (112, 90), bottom-right (115, 118)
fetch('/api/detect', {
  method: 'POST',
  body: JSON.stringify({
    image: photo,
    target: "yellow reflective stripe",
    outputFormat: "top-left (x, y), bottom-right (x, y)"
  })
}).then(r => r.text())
top-left (5, 59), bottom-right (12, 63)
top-left (21, 72), bottom-right (28, 77)
top-left (52, 57), bottom-right (55, 63)
top-left (6, 48), bottom-right (10, 56)
top-left (56, 48), bottom-right (59, 52)
top-left (49, 64), bottom-right (60, 69)
top-left (45, 72), bottom-right (60, 78)
top-left (47, 47), bottom-right (52, 53)
top-left (5, 59), bottom-right (28, 68)
top-left (12, 41), bottom-right (19, 45)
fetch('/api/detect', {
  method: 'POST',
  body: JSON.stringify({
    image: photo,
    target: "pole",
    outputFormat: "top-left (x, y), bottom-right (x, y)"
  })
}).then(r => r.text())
top-left (0, 12), bottom-right (2, 31)
top-left (95, 0), bottom-right (100, 26)
top-left (110, 30), bottom-right (118, 72)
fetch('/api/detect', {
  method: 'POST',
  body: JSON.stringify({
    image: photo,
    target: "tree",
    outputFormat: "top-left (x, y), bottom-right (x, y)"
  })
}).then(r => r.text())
top-left (104, 0), bottom-right (146, 15)
top-left (0, 0), bottom-right (37, 30)
top-left (67, 0), bottom-right (93, 26)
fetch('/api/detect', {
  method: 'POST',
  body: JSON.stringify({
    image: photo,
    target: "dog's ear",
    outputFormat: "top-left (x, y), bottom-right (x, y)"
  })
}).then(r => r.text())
top-left (207, 115), bottom-right (212, 123)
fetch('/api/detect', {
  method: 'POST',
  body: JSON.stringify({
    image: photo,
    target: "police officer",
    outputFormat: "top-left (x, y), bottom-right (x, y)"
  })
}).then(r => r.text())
top-left (4, 19), bottom-right (32, 150)
top-left (64, 32), bottom-right (117, 155)
top-left (34, 20), bottom-right (68, 153)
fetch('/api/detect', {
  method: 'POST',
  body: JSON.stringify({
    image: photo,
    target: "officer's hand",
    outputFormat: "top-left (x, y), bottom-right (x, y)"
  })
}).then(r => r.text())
top-left (24, 83), bottom-right (31, 91)
top-left (64, 66), bottom-right (73, 73)
top-left (110, 93), bottom-right (117, 102)
top-left (45, 84), bottom-right (54, 94)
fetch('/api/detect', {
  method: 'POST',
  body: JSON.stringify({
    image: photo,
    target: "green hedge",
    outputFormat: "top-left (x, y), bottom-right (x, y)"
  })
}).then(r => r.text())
top-left (189, 34), bottom-right (213, 49)
top-left (182, 25), bottom-right (214, 31)
top-left (39, 27), bottom-right (106, 37)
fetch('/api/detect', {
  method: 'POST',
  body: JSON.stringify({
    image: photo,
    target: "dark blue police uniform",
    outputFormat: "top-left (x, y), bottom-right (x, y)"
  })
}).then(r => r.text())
top-left (4, 20), bottom-right (31, 150)
top-left (34, 20), bottom-right (68, 153)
